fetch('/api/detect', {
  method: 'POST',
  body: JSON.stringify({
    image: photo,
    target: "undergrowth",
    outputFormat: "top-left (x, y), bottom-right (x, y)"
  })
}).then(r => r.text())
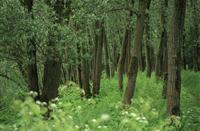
top-left (0, 71), bottom-right (199, 131)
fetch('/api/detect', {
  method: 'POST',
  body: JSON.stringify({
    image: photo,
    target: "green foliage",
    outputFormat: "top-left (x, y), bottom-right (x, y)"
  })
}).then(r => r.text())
top-left (1, 71), bottom-right (199, 131)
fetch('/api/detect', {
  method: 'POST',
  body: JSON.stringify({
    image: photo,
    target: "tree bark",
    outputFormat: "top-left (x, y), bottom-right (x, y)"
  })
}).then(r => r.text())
top-left (103, 27), bottom-right (111, 78)
top-left (117, 5), bottom-right (133, 95)
top-left (155, 0), bottom-right (168, 80)
top-left (111, 40), bottom-right (117, 77)
top-left (118, 28), bottom-right (130, 95)
top-left (167, 0), bottom-right (186, 116)
top-left (81, 47), bottom-right (92, 98)
top-left (92, 21), bottom-right (104, 96)
top-left (190, 0), bottom-right (199, 72)
top-left (24, 0), bottom-right (40, 100)
top-left (145, 0), bottom-right (152, 77)
top-left (123, 0), bottom-right (147, 105)
top-left (41, 0), bottom-right (66, 103)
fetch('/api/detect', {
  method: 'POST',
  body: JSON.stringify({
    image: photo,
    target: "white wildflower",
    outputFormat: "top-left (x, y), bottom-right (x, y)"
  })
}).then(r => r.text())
top-left (42, 102), bottom-right (47, 106)
top-left (50, 103), bottom-right (57, 108)
top-left (143, 120), bottom-right (149, 124)
top-left (77, 106), bottom-right (82, 109)
top-left (58, 102), bottom-right (62, 105)
top-left (130, 113), bottom-right (137, 117)
top-left (100, 114), bottom-right (110, 121)
top-left (98, 126), bottom-right (102, 129)
top-left (29, 112), bottom-right (33, 116)
top-left (142, 117), bottom-right (146, 120)
top-left (152, 108), bottom-right (156, 111)
top-left (92, 119), bottom-right (97, 122)
top-left (54, 97), bottom-right (59, 101)
top-left (122, 119), bottom-right (129, 123)
top-left (136, 117), bottom-right (140, 121)
top-left (29, 91), bottom-right (34, 95)
top-left (121, 111), bottom-right (128, 115)
top-left (29, 91), bottom-right (38, 97)
top-left (75, 125), bottom-right (80, 129)
top-left (68, 115), bottom-right (73, 119)
top-left (36, 101), bottom-right (41, 105)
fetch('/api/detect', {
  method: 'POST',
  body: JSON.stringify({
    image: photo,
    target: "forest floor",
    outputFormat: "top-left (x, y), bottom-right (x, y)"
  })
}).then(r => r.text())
top-left (0, 71), bottom-right (200, 131)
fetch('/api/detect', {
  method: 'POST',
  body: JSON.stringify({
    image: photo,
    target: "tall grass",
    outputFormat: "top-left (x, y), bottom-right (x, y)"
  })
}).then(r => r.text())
top-left (0, 71), bottom-right (199, 130)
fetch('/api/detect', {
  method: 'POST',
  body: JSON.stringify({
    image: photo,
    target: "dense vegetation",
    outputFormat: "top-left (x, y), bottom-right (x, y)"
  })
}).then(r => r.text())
top-left (0, 0), bottom-right (200, 130)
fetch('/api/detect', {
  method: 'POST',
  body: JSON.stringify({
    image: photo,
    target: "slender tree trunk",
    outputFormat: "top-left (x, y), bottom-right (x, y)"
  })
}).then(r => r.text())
top-left (118, 29), bottom-right (130, 95)
top-left (27, 42), bottom-right (40, 100)
top-left (81, 46), bottom-right (92, 98)
top-left (158, 0), bottom-right (169, 98)
top-left (118, 7), bottom-right (133, 95)
top-left (190, 0), bottom-right (199, 72)
top-left (111, 40), bottom-right (117, 77)
top-left (103, 27), bottom-right (111, 78)
top-left (155, 0), bottom-right (168, 80)
top-left (24, 0), bottom-right (40, 100)
top-left (138, 43), bottom-right (145, 71)
top-left (125, 30), bottom-right (132, 74)
top-left (167, 0), bottom-right (186, 116)
top-left (61, 65), bottom-right (67, 84)
top-left (93, 21), bottom-right (104, 96)
top-left (123, 0), bottom-right (147, 105)
top-left (181, 32), bottom-right (187, 69)
top-left (77, 43), bottom-right (83, 90)
top-left (145, 0), bottom-right (152, 77)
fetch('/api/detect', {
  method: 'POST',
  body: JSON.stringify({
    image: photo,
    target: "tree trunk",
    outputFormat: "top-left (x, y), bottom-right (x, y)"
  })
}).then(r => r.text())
top-left (167, 0), bottom-right (186, 116)
top-left (41, 0), bottom-right (66, 103)
top-left (103, 27), bottom-right (111, 78)
top-left (158, 0), bottom-right (169, 98)
top-left (42, 56), bottom-right (62, 103)
top-left (81, 46), bottom-right (92, 98)
top-left (111, 40), bottom-right (117, 77)
top-left (118, 29), bottom-right (130, 95)
top-left (118, 7), bottom-right (133, 95)
top-left (93, 21), bottom-right (104, 96)
top-left (190, 0), bottom-right (199, 72)
top-left (138, 43), bottom-right (145, 71)
top-left (155, 0), bottom-right (168, 80)
top-left (24, 0), bottom-right (40, 100)
top-left (27, 42), bottom-right (40, 100)
top-left (125, 30), bottom-right (132, 74)
top-left (123, 0), bottom-right (147, 105)
top-left (145, 0), bottom-right (152, 77)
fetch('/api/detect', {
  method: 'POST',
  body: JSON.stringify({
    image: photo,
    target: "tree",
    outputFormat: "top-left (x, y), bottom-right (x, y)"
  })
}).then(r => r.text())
top-left (123, 0), bottom-right (148, 105)
top-left (41, 0), bottom-right (71, 103)
top-left (117, 0), bottom-right (134, 95)
top-left (144, 0), bottom-right (153, 77)
top-left (24, 0), bottom-right (40, 100)
top-left (167, 0), bottom-right (186, 116)
top-left (92, 21), bottom-right (104, 96)
top-left (103, 26), bottom-right (111, 78)
top-left (155, 0), bottom-right (168, 80)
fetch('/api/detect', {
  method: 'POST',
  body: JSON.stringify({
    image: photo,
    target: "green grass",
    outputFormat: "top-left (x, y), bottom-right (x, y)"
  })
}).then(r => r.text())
top-left (0, 71), bottom-right (200, 131)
